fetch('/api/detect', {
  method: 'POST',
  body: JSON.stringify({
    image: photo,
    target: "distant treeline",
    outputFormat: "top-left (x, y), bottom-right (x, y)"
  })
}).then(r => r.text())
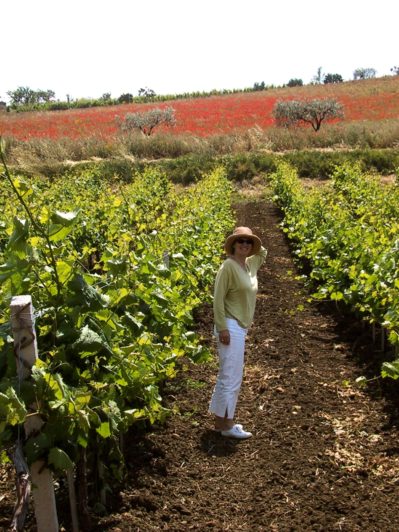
top-left (4, 84), bottom-right (280, 113)
top-left (4, 66), bottom-right (397, 113)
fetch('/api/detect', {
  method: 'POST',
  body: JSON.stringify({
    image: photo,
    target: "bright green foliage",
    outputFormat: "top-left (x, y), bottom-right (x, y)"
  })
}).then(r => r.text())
top-left (0, 152), bottom-right (234, 488)
top-left (269, 161), bottom-right (399, 377)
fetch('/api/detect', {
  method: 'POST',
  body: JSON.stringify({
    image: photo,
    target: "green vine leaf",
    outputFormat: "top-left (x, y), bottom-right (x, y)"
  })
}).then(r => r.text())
top-left (0, 388), bottom-right (27, 432)
top-left (96, 421), bottom-right (111, 438)
top-left (48, 447), bottom-right (74, 471)
top-left (381, 360), bottom-right (399, 380)
top-left (72, 325), bottom-right (113, 356)
top-left (7, 217), bottom-right (30, 257)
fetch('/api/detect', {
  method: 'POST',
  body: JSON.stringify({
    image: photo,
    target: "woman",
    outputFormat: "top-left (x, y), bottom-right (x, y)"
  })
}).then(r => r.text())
top-left (209, 226), bottom-right (267, 439)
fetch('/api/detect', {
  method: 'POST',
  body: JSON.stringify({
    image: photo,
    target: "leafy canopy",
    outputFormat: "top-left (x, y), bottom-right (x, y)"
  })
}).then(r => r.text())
top-left (273, 98), bottom-right (344, 131)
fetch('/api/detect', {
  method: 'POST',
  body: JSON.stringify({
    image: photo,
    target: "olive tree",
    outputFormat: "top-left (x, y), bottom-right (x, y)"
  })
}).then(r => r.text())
top-left (138, 87), bottom-right (156, 98)
top-left (121, 106), bottom-right (176, 136)
top-left (353, 67), bottom-right (376, 80)
top-left (273, 99), bottom-right (344, 132)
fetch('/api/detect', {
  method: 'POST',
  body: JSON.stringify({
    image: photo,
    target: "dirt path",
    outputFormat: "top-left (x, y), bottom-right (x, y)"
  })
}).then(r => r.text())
top-left (2, 197), bottom-right (399, 531)
top-left (90, 197), bottom-right (399, 531)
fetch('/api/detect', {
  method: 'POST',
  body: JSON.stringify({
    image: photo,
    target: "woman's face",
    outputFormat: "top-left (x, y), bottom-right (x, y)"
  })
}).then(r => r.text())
top-left (233, 238), bottom-right (253, 258)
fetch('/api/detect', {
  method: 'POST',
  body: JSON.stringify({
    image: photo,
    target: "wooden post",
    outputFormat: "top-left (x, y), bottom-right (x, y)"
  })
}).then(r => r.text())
top-left (66, 468), bottom-right (79, 532)
top-left (163, 250), bottom-right (170, 268)
top-left (372, 323), bottom-right (376, 343)
top-left (10, 295), bottom-right (59, 532)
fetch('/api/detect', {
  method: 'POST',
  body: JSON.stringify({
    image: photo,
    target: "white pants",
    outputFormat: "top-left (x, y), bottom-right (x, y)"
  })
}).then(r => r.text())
top-left (209, 318), bottom-right (247, 419)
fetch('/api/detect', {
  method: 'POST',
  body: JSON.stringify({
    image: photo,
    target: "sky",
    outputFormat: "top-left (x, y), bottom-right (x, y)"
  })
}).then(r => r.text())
top-left (1, 0), bottom-right (398, 103)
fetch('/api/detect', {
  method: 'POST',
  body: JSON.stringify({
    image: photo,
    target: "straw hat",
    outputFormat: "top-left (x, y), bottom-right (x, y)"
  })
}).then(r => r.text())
top-left (224, 226), bottom-right (262, 256)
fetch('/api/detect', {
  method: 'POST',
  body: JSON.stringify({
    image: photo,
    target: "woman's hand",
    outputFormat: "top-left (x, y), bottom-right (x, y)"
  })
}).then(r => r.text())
top-left (219, 329), bottom-right (230, 345)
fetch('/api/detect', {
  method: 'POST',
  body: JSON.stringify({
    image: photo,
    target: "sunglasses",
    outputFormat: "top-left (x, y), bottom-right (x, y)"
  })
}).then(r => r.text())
top-left (236, 238), bottom-right (253, 245)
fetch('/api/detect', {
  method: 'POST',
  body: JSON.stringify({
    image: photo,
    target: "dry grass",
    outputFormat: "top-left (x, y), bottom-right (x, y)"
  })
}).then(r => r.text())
top-left (3, 117), bottom-right (399, 174)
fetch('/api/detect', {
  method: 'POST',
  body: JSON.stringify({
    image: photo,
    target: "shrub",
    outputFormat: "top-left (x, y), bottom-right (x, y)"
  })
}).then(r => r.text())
top-left (156, 154), bottom-right (217, 185)
top-left (287, 78), bottom-right (303, 87)
top-left (354, 149), bottom-right (399, 174)
top-left (118, 93), bottom-right (133, 104)
top-left (120, 132), bottom-right (193, 159)
top-left (281, 149), bottom-right (399, 179)
top-left (222, 153), bottom-right (258, 182)
top-left (283, 151), bottom-right (337, 179)
top-left (324, 73), bottom-right (344, 84)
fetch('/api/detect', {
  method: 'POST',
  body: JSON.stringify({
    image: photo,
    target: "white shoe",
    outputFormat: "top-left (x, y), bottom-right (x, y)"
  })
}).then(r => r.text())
top-left (221, 424), bottom-right (252, 439)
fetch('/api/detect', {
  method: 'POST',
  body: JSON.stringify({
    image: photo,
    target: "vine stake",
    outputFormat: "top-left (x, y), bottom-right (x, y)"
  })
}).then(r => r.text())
top-left (11, 295), bottom-right (59, 532)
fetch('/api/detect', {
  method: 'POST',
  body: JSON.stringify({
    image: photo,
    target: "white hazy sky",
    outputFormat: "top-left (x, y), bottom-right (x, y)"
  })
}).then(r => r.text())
top-left (1, 0), bottom-right (398, 102)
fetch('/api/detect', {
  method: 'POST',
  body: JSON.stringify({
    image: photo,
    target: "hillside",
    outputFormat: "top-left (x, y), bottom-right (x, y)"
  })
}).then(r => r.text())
top-left (1, 77), bottom-right (399, 141)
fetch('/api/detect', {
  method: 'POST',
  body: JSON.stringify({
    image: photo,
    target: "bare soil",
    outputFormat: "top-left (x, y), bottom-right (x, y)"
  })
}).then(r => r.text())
top-left (2, 197), bottom-right (399, 531)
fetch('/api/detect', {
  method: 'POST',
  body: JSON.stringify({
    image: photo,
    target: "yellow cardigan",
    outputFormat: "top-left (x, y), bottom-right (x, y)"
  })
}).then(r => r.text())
top-left (213, 247), bottom-right (267, 332)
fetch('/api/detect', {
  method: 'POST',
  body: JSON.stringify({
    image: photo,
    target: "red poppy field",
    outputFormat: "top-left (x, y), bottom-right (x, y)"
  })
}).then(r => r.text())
top-left (1, 77), bottom-right (399, 141)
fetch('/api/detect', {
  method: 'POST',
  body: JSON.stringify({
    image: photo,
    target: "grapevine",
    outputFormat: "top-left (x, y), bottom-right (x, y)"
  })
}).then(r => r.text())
top-left (269, 161), bottom-right (399, 377)
top-left (0, 144), bottom-right (234, 509)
